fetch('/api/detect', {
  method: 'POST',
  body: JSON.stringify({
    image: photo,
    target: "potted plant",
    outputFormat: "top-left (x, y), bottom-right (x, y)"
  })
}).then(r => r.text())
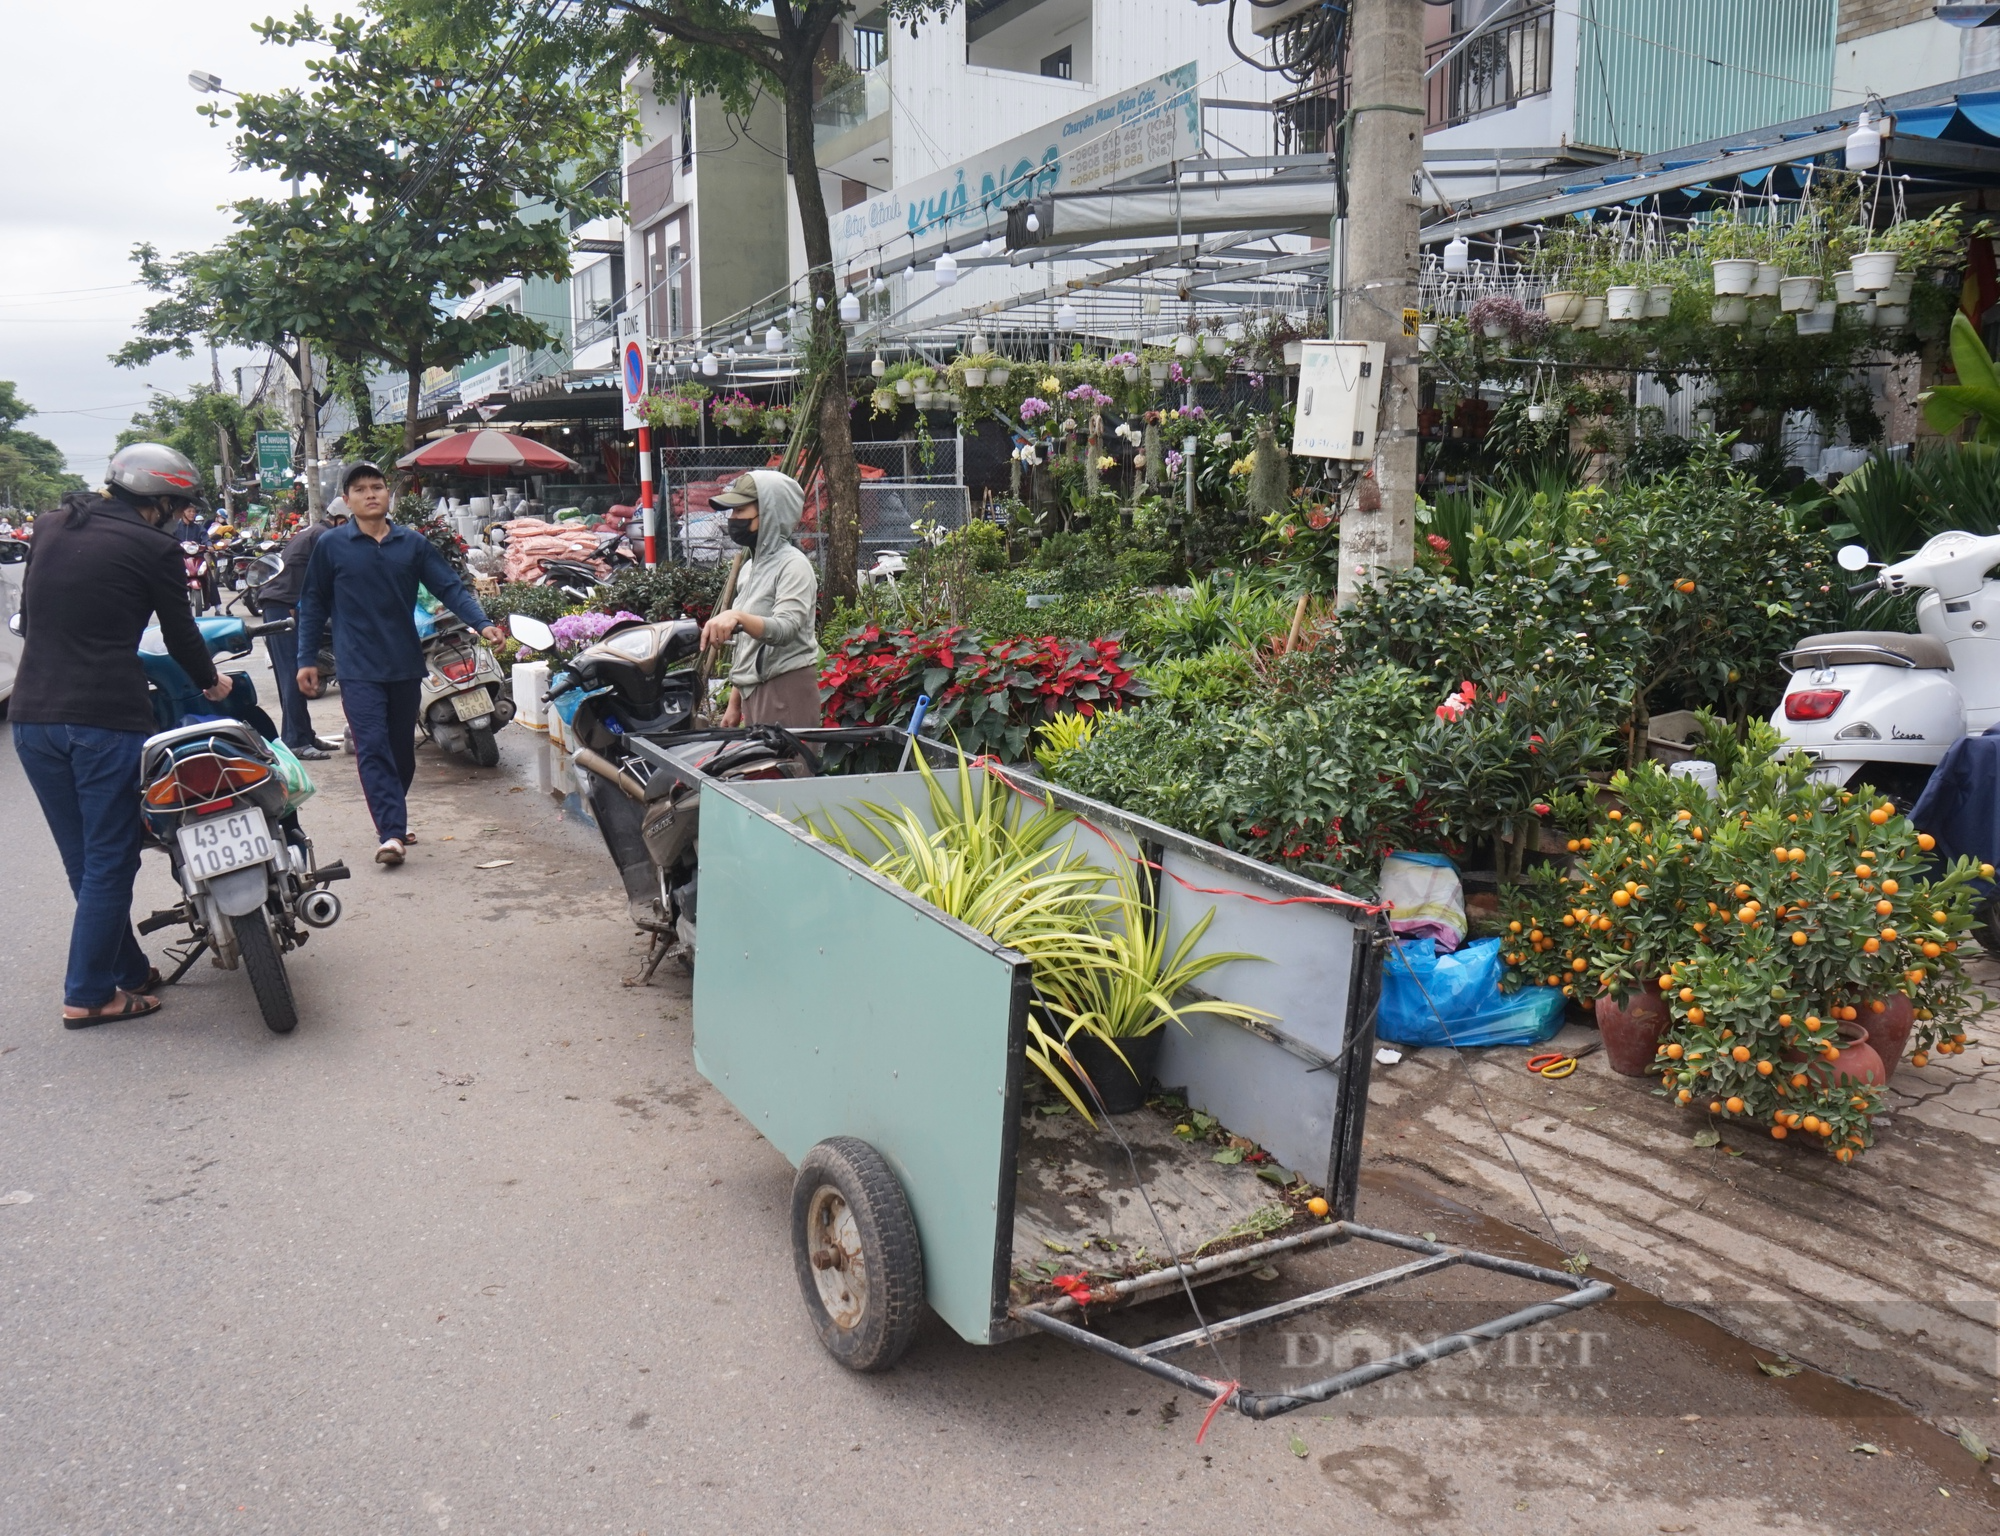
top-left (710, 391), bottom-right (764, 437)
top-left (1778, 274), bottom-right (1821, 312)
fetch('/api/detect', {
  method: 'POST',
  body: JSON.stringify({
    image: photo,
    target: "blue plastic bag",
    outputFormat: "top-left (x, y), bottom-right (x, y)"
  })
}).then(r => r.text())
top-left (1377, 937), bottom-right (1565, 1049)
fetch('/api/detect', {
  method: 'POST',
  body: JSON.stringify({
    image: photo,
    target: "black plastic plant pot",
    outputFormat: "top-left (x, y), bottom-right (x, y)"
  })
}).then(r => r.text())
top-left (1062, 1031), bottom-right (1164, 1115)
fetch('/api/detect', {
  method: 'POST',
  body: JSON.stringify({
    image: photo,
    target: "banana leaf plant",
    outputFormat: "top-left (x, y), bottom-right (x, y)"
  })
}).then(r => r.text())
top-left (1920, 311), bottom-right (2000, 443)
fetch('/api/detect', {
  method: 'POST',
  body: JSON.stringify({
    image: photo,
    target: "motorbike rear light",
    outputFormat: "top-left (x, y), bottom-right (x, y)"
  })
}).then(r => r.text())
top-left (145, 751), bottom-right (269, 808)
top-left (440, 653), bottom-right (479, 683)
top-left (1784, 689), bottom-right (1848, 722)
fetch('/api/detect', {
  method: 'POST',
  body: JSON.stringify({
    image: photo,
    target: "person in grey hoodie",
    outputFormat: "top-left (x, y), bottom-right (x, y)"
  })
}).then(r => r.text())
top-left (699, 469), bottom-right (820, 726)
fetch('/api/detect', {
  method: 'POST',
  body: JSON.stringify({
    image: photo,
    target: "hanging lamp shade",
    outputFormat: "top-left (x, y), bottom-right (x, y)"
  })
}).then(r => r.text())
top-left (1443, 235), bottom-right (1471, 275)
top-left (871, 271), bottom-right (887, 294)
top-left (838, 289), bottom-right (861, 322)
top-left (1055, 301), bottom-right (1079, 328)
top-left (763, 326), bottom-right (784, 353)
top-left (934, 248), bottom-right (959, 286)
top-left (700, 352), bottom-right (719, 376)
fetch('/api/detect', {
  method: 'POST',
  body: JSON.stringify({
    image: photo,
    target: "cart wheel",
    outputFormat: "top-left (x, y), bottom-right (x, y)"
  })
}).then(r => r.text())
top-left (790, 1138), bottom-right (924, 1373)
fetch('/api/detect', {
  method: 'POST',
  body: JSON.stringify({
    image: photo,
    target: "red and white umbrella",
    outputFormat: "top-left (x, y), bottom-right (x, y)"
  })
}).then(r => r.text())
top-left (396, 429), bottom-right (581, 475)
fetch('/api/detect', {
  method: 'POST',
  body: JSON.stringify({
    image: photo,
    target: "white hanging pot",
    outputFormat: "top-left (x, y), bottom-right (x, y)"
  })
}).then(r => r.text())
top-left (1778, 275), bottom-right (1821, 313)
top-left (989, 366), bottom-right (1011, 386)
top-left (1712, 258), bottom-right (1758, 295)
top-left (1750, 262), bottom-right (1782, 298)
top-left (1148, 360), bottom-right (1171, 383)
top-left (1750, 298), bottom-right (1780, 329)
top-left (1574, 295), bottom-right (1606, 330)
top-left (1851, 251), bottom-right (1899, 291)
top-left (913, 389), bottom-right (934, 409)
top-left (1203, 335), bottom-right (1229, 357)
top-left (1481, 319), bottom-right (1508, 339)
top-left (895, 378), bottom-right (913, 398)
top-left (1282, 340), bottom-right (1304, 366)
top-left (1191, 361), bottom-right (1213, 381)
top-left (1542, 290), bottom-right (1585, 323)
top-left (1418, 322), bottom-right (1439, 352)
top-left (1795, 301), bottom-right (1836, 336)
top-left (1833, 270), bottom-right (1860, 304)
top-left (1173, 335), bottom-right (1196, 358)
top-left (1123, 364), bottom-right (1141, 383)
top-left (1882, 271), bottom-right (1916, 305)
top-left (1646, 285), bottom-right (1674, 318)
top-left (962, 367), bottom-right (986, 387)
top-left (1875, 303), bottom-right (1911, 328)
top-left (1711, 295), bottom-right (1750, 326)
top-left (1527, 403), bottom-right (1549, 423)
top-left (1605, 285), bottom-right (1647, 322)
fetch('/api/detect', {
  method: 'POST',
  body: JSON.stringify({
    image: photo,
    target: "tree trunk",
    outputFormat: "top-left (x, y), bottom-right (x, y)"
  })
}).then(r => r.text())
top-left (397, 353), bottom-right (424, 498)
top-left (782, 49), bottom-right (860, 603)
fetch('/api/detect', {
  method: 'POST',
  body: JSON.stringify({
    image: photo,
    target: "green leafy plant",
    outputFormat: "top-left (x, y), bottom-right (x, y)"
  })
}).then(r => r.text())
top-left (1920, 311), bottom-right (2000, 443)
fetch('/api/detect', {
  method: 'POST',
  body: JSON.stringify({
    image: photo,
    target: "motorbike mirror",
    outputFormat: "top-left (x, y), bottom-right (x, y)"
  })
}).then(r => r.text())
top-left (1836, 543), bottom-right (1873, 572)
top-left (7, 612), bottom-right (22, 637)
top-left (508, 613), bottom-right (555, 652)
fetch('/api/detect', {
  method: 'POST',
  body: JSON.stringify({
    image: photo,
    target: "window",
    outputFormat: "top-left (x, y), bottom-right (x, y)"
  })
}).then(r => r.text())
top-left (966, 0), bottom-right (1091, 83)
top-left (572, 258), bottom-right (613, 336)
top-left (1040, 46), bottom-right (1072, 80)
top-left (854, 25), bottom-right (886, 72)
top-left (645, 220), bottom-right (689, 340)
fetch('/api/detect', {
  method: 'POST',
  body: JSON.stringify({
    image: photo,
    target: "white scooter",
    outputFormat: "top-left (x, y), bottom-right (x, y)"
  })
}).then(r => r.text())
top-left (417, 608), bottom-right (514, 768)
top-left (1772, 531), bottom-right (2000, 800)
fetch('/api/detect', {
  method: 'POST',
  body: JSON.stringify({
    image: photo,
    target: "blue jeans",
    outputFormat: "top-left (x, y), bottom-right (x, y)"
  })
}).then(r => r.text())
top-left (340, 678), bottom-right (420, 842)
top-left (12, 722), bottom-right (154, 1009)
top-left (259, 601), bottom-right (318, 749)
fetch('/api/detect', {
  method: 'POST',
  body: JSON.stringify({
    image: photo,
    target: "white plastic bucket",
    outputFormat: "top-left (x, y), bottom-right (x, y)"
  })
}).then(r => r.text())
top-left (1778, 275), bottom-right (1821, 313)
top-left (1575, 295), bottom-right (1606, 330)
top-left (1542, 290), bottom-right (1585, 323)
top-left (1712, 258), bottom-right (1758, 295)
top-left (1605, 285), bottom-right (1647, 322)
top-left (1711, 295), bottom-right (1750, 325)
top-left (1851, 251), bottom-right (1899, 292)
top-left (1750, 263), bottom-right (1782, 298)
top-left (1646, 285), bottom-right (1674, 318)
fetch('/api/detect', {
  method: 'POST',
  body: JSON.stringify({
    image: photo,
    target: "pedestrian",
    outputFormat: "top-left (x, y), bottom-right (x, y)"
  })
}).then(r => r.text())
top-left (699, 471), bottom-right (820, 727)
top-left (9, 444), bottom-right (233, 1027)
top-left (253, 501), bottom-right (346, 760)
top-left (295, 462), bottom-right (504, 867)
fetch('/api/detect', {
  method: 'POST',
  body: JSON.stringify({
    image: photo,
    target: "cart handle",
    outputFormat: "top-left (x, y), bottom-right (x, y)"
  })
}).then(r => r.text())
top-left (895, 694), bottom-right (932, 773)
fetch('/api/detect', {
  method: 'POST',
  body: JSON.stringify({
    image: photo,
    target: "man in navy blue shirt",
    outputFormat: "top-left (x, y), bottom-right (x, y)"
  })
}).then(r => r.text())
top-left (295, 463), bottom-right (503, 867)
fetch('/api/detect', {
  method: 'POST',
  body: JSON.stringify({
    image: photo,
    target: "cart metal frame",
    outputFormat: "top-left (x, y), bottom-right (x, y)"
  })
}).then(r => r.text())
top-left (662, 728), bottom-right (1612, 1419)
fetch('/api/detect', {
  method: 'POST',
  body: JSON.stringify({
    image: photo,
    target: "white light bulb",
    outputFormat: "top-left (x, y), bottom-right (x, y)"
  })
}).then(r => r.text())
top-left (815, 295), bottom-right (826, 310)
top-left (838, 289), bottom-right (861, 322)
top-left (871, 356), bottom-right (885, 377)
top-left (701, 352), bottom-right (718, 376)
top-left (764, 325), bottom-right (784, 353)
top-left (1846, 110), bottom-right (1882, 172)
top-left (1025, 211), bottom-right (1040, 233)
top-left (934, 248), bottom-right (959, 286)
top-left (1443, 235), bottom-right (1470, 275)
top-left (872, 272), bottom-right (887, 294)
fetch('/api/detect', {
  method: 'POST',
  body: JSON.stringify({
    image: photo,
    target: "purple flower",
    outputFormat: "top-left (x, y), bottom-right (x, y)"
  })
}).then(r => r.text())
top-left (1165, 449), bottom-right (1186, 477)
top-left (1108, 351), bottom-right (1138, 366)
top-left (1169, 363), bottom-right (1186, 384)
top-left (1064, 383), bottom-right (1112, 409)
top-left (550, 610), bottom-right (643, 655)
top-left (1019, 396), bottom-right (1052, 421)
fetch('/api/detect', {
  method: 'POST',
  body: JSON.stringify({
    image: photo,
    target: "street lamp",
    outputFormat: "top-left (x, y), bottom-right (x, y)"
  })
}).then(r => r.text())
top-left (187, 69), bottom-right (230, 95)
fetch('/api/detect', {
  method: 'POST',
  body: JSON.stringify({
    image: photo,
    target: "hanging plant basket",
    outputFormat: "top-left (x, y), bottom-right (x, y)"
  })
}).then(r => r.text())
top-left (1851, 251), bottom-right (1899, 291)
top-left (1711, 295), bottom-right (1750, 326)
top-left (1123, 364), bottom-right (1141, 383)
top-left (1604, 285), bottom-right (1646, 322)
top-left (1573, 295), bottom-right (1607, 330)
top-left (1795, 301), bottom-right (1837, 335)
top-left (1645, 285), bottom-right (1674, 319)
top-left (1281, 341), bottom-right (1304, 367)
top-left (1542, 290), bottom-right (1584, 323)
top-left (989, 366), bottom-right (1011, 386)
top-left (1202, 335), bottom-right (1230, 357)
top-left (1777, 275), bottom-right (1821, 313)
top-left (963, 367), bottom-right (987, 388)
top-left (1833, 269), bottom-right (1861, 304)
top-left (895, 378), bottom-right (913, 398)
top-left (1750, 262), bottom-right (1782, 298)
top-left (1882, 271), bottom-right (1916, 305)
top-left (1149, 359), bottom-right (1173, 383)
top-left (1712, 258), bottom-right (1758, 295)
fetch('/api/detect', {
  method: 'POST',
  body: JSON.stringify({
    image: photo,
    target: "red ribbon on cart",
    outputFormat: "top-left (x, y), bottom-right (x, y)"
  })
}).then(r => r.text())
top-left (1194, 1381), bottom-right (1241, 1444)
top-left (973, 757), bottom-right (1391, 916)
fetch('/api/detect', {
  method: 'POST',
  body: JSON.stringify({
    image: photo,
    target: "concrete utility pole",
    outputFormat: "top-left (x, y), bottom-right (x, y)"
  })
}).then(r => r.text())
top-left (296, 334), bottom-right (327, 524)
top-left (1335, 0), bottom-right (1423, 608)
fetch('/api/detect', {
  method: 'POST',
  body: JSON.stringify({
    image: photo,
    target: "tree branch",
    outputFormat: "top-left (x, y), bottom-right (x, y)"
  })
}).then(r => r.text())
top-left (607, 1), bottom-right (783, 74)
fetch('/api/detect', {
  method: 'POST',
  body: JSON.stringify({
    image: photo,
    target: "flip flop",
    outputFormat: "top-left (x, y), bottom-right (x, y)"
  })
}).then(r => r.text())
top-left (62, 991), bottom-right (162, 1029)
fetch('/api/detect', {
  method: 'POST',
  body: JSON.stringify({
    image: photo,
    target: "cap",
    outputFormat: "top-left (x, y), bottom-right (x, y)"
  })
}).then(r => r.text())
top-left (341, 461), bottom-right (386, 492)
top-left (708, 472), bottom-right (759, 511)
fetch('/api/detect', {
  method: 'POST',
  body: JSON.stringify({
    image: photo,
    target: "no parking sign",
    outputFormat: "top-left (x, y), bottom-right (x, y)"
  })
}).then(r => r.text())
top-left (618, 310), bottom-right (646, 429)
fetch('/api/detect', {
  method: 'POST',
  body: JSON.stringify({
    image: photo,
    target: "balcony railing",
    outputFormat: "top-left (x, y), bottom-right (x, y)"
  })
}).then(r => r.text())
top-left (1275, 2), bottom-right (1555, 155)
top-left (813, 64), bottom-right (891, 147)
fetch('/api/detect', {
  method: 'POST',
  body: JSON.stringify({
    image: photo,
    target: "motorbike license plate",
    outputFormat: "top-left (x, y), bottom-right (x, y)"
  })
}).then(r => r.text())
top-left (177, 808), bottom-right (276, 881)
top-left (451, 686), bottom-right (493, 721)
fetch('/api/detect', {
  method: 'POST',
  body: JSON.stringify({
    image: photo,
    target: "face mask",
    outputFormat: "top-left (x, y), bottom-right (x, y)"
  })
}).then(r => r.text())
top-left (726, 515), bottom-right (759, 549)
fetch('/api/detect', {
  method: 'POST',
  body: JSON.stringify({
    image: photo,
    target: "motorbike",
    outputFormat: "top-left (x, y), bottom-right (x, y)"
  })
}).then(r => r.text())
top-left (417, 605), bottom-right (514, 766)
top-left (534, 529), bottom-right (643, 602)
top-left (1773, 532), bottom-right (2000, 803)
top-left (181, 540), bottom-right (220, 615)
top-left (508, 612), bottom-right (829, 978)
top-left (0, 609), bottom-right (353, 1033)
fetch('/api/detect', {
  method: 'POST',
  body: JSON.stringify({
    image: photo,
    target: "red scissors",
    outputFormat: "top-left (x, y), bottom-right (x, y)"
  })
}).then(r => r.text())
top-left (1526, 1041), bottom-right (1601, 1079)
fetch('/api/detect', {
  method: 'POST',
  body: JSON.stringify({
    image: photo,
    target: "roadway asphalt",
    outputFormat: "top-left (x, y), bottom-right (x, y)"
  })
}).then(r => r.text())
top-left (2, 669), bottom-right (1994, 1534)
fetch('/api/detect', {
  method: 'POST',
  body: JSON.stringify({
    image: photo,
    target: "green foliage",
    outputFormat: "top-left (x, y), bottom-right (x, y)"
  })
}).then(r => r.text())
top-left (1138, 647), bottom-right (1261, 717)
top-left (1148, 575), bottom-right (1294, 659)
top-left (118, 7), bottom-right (626, 447)
top-left (116, 384), bottom-right (279, 501)
top-left (482, 584), bottom-right (582, 625)
top-left (598, 563), bottom-right (729, 623)
top-left (0, 381), bottom-right (85, 512)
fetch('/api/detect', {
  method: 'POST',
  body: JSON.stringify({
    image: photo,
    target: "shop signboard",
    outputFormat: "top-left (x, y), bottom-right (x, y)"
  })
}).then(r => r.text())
top-left (829, 62), bottom-right (1200, 269)
top-left (255, 430), bottom-right (293, 492)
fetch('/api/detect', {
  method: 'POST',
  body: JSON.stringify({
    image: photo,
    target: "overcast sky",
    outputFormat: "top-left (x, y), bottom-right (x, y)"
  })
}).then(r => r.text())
top-left (1, 2), bottom-right (314, 483)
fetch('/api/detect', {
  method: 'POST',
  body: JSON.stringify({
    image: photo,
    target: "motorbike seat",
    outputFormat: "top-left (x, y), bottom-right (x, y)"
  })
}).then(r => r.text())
top-left (1786, 630), bottom-right (1953, 671)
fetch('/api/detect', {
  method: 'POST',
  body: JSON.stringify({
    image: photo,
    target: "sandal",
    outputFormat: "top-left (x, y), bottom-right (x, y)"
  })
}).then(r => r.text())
top-left (62, 991), bottom-right (162, 1029)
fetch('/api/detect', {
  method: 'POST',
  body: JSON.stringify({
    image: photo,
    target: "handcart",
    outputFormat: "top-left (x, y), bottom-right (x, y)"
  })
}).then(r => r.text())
top-left (634, 731), bottom-right (1613, 1421)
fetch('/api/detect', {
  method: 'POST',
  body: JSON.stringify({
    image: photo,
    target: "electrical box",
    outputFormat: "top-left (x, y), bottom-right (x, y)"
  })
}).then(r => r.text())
top-left (1291, 340), bottom-right (1386, 462)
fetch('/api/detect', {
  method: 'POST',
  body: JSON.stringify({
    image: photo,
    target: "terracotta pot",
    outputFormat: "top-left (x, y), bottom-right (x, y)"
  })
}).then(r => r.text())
top-left (1596, 984), bottom-right (1671, 1076)
top-left (1859, 994), bottom-right (1915, 1078)
top-left (1827, 1020), bottom-right (1887, 1088)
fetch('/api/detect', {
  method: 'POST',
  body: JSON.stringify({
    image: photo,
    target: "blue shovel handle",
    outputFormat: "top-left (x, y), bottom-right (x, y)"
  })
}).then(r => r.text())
top-left (897, 694), bottom-right (932, 773)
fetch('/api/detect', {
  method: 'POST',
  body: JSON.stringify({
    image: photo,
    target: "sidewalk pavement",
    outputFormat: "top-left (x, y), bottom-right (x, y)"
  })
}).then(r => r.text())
top-left (1365, 959), bottom-right (2000, 1452)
